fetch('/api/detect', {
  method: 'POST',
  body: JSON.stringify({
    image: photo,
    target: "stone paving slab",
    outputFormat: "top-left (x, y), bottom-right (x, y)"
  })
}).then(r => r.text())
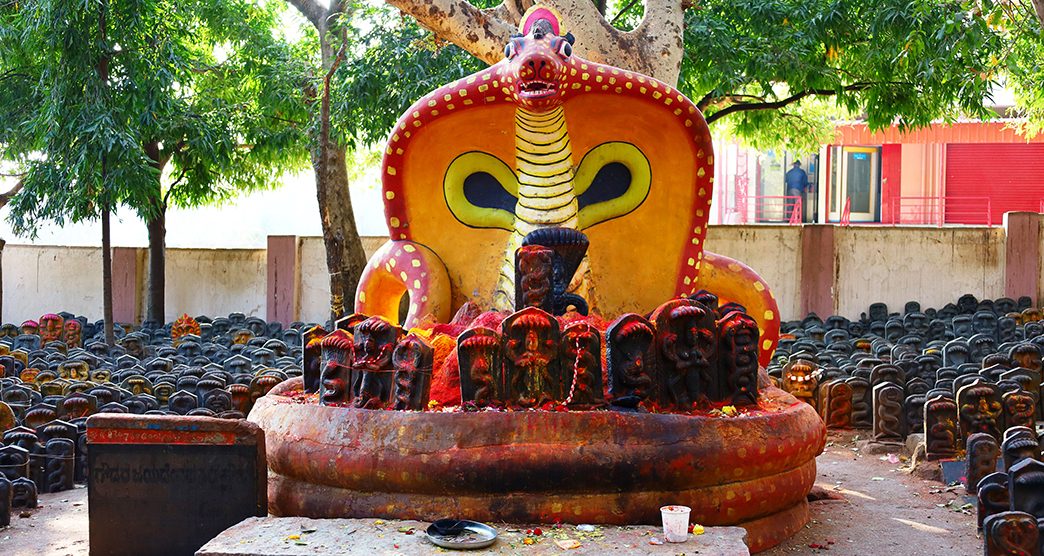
top-left (196, 516), bottom-right (750, 556)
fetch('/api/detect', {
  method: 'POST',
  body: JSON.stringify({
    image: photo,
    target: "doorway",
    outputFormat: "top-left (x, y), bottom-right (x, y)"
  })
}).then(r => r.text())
top-left (829, 146), bottom-right (881, 222)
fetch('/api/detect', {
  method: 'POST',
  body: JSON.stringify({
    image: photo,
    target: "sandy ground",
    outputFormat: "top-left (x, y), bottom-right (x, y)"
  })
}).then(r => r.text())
top-left (0, 431), bottom-right (980, 556)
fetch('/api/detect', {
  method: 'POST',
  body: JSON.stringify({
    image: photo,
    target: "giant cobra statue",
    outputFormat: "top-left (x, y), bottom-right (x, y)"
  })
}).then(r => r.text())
top-left (356, 6), bottom-right (782, 365)
top-left (251, 8), bottom-right (824, 553)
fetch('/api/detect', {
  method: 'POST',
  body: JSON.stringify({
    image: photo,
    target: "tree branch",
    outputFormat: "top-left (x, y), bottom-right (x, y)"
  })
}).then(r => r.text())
top-left (705, 83), bottom-right (874, 124)
top-left (384, 0), bottom-right (517, 65)
top-left (287, 0), bottom-right (328, 29)
top-left (0, 179), bottom-right (24, 209)
top-left (163, 168), bottom-right (189, 207)
top-left (610, 0), bottom-right (641, 25)
top-left (1032, 0), bottom-right (1044, 28)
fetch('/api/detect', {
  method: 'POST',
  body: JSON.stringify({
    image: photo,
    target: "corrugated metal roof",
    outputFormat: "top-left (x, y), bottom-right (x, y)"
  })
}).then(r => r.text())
top-left (835, 121), bottom-right (1044, 145)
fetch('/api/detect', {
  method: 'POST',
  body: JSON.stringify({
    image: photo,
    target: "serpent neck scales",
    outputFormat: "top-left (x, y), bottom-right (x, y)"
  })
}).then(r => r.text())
top-left (492, 106), bottom-right (581, 310)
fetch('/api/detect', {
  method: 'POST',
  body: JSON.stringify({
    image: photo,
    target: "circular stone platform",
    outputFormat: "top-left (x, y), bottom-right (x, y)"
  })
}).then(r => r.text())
top-left (249, 378), bottom-right (825, 553)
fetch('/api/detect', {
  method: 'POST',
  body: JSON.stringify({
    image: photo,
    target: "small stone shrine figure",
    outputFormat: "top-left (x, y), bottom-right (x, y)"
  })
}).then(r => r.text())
top-left (0, 445), bottom-right (29, 481)
top-left (61, 319), bottom-right (83, 349)
top-left (824, 381), bottom-right (853, 429)
top-left (1009, 458), bottom-right (1044, 518)
top-left (302, 325), bottom-right (329, 394)
top-left (978, 472), bottom-right (1010, 529)
top-left (516, 227), bottom-right (590, 315)
top-left (923, 395), bottom-right (958, 460)
top-left (457, 328), bottom-right (502, 406)
top-left (872, 382), bottom-right (905, 444)
top-left (718, 311), bottom-right (760, 407)
top-left (652, 299), bottom-right (719, 408)
top-left (606, 314), bottom-right (656, 410)
top-left (351, 316), bottom-right (401, 404)
top-left (1003, 388), bottom-right (1036, 430)
top-left (501, 307), bottom-right (562, 408)
top-left (845, 376), bottom-right (872, 428)
top-left (783, 357), bottom-right (818, 409)
top-left (0, 475), bottom-right (10, 528)
top-left (1002, 428), bottom-right (1040, 473)
top-left (391, 334), bottom-right (433, 411)
top-left (515, 244), bottom-right (554, 312)
top-left (11, 476), bottom-right (37, 509)
top-left (1009, 343), bottom-right (1043, 374)
top-left (43, 437), bottom-right (74, 493)
top-left (171, 314), bottom-right (201, 347)
top-left (967, 433), bottom-right (1002, 495)
top-left (903, 394), bottom-right (926, 436)
top-left (560, 322), bottom-right (604, 409)
top-left (957, 381), bottom-right (1003, 442)
top-left (983, 511), bottom-right (1038, 555)
top-left (38, 313), bottom-right (63, 344)
top-left (318, 330), bottom-right (353, 406)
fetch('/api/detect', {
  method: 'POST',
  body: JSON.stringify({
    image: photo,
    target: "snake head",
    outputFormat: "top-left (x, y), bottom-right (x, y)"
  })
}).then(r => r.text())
top-left (503, 9), bottom-right (574, 111)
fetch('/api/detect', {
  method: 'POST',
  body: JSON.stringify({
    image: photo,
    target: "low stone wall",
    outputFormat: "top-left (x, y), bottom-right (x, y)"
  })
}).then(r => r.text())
top-left (0, 218), bottom-right (1030, 324)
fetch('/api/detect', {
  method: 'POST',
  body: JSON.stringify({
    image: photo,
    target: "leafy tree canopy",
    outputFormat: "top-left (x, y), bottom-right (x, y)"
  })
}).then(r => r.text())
top-left (0, 0), bottom-right (312, 235)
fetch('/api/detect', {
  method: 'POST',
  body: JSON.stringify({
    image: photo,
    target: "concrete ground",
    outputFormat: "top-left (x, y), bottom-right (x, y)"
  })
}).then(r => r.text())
top-left (0, 431), bottom-right (980, 556)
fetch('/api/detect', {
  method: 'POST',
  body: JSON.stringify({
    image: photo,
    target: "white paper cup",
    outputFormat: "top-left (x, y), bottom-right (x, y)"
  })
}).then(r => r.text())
top-left (660, 505), bottom-right (691, 543)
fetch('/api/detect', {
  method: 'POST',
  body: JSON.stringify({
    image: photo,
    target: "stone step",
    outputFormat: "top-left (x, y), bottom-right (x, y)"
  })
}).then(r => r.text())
top-left (196, 516), bottom-right (750, 556)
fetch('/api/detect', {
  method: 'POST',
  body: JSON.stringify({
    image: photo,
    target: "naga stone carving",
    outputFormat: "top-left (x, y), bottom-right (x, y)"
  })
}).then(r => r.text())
top-left (846, 376), bottom-right (872, 429)
top-left (515, 227), bottom-right (590, 315)
top-left (967, 433), bottom-right (1002, 494)
top-left (958, 381), bottom-right (1003, 442)
top-left (43, 437), bottom-right (74, 493)
top-left (823, 380), bottom-right (853, 429)
top-left (457, 328), bottom-right (502, 406)
top-left (0, 475), bottom-right (9, 528)
top-left (514, 244), bottom-right (555, 312)
top-left (903, 394), bottom-right (926, 436)
top-left (872, 382), bottom-right (905, 443)
top-left (38, 314), bottom-right (63, 345)
top-left (783, 357), bottom-right (818, 409)
top-left (560, 322), bottom-right (604, 409)
top-left (351, 317), bottom-right (401, 405)
top-left (1010, 343), bottom-right (1043, 374)
top-left (501, 307), bottom-right (562, 408)
top-left (1009, 458), bottom-right (1044, 518)
top-left (391, 334), bottom-right (433, 411)
top-left (979, 473), bottom-right (1011, 532)
top-left (62, 319), bottom-right (83, 349)
top-left (652, 299), bottom-right (719, 409)
top-left (943, 339), bottom-right (972, 367)
top-left (1003, 388), bottom-right (1036, 430)
top-left (983, 511), bottom-right (1038, 555)
top-left (606, 314), bottom-right (656, 410)
top-left (1002, 427), bottom-right (1040, 472)
top-left (318, 329), bottom-right (353, 406)
top-left (718, 311), bottom-right (760, 407)
top-left (10, 476), bottom-right (37, 509)
top-left (923, 395), bottom-right (958, 460)
top-left (0, 445), bottom-right (29, 480)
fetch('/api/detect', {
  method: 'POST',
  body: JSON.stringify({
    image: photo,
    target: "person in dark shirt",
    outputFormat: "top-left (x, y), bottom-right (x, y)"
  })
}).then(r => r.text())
top-left (785, 160), bottom-right (809, 198)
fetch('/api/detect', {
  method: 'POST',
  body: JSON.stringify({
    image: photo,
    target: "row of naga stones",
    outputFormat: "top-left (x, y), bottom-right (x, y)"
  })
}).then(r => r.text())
top-left (307, 298), bottom-right (763, 412)
top-left (4, 312), bottom-right (310, 353)
top-left (0, 366), bottom-right (289, 431)
top-left (0, 418), bottom-right (84, 527)
top-left (779, 294), bottom-right (1039, 346)
top-left (776, 352), bottom-right (1040, 460)
top-left (962, 428), bottom-right (1044, 555)
top-left (4, 325), bottom-right (304, 372)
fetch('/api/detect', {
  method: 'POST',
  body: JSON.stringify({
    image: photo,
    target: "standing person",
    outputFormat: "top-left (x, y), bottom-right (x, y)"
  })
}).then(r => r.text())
top-left (784, 160), bottom-right (809, 222)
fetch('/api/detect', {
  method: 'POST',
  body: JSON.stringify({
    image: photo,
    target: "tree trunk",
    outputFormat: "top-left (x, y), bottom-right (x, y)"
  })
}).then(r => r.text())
top-left (143, 141), bottom-right (166, 326)
top-left (384, 0), bottom-right (685, 84)
top-left (0, 238), bottom-right (5, 322)
top-left (1034, 0), bottom-right (1044, 29)
top-left (102, 207), bottom-right (115, 345)
top-left (146, 209), bottom-right (165, 325)
top-left (289, 0), bottom-right (367, 322)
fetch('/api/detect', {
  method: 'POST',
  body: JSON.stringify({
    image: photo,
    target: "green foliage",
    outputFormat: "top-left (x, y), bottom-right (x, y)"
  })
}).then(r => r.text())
top-left (0, 0), bottom-right (311, 236)
top-left (328, 4), bottom-right (487, 149)
top-left (983, 0), bottom-right (1044, 137)
top-left (678, 0), bottom-right (1003, 146)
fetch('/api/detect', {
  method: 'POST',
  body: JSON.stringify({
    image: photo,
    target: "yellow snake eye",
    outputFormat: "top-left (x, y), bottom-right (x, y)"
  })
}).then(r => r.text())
top-left (572, 142), bottom-right (652, 229)
top-left (443, 151), bottom-right (520, 231)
